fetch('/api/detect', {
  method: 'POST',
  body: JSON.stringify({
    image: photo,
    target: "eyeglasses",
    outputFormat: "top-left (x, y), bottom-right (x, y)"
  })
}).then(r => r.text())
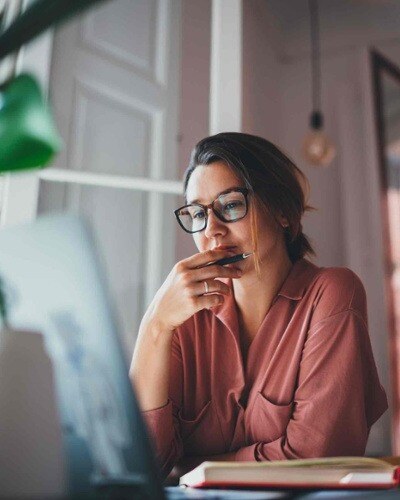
top-left (174, 187), bottom-right (249, 234)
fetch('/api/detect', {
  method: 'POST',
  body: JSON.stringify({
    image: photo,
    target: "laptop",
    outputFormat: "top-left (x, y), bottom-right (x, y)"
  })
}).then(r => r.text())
top-left (0, 213), bottom-right (285, 499)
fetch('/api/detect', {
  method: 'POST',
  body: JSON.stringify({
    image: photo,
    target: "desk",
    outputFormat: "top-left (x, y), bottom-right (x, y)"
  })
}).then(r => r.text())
top-left (298, 491), bottom-right (400, 499)
top-left (165, 487), bottom-right (400, 499)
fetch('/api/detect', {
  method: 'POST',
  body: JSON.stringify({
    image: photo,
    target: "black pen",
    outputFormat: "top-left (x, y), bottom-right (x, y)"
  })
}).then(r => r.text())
top-left (205, 252), bottom-right (253, 267)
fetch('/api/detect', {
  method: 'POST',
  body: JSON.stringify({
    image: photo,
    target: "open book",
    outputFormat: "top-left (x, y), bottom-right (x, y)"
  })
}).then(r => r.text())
top-left (179, 457), bottom-right (400, 490)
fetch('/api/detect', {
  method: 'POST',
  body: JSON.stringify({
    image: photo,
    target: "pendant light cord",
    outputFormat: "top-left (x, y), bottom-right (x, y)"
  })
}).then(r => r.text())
top-left (309, 0), bottom-right (321, 113)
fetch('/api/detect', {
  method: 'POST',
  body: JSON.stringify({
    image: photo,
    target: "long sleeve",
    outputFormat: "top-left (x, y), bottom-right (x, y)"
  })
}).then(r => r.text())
top-left (140, 260), bottom-right (388, 470)
top-left (235, 308), bottom-right (388, 461)
top-left (141, 333), bottom-right (184, 478)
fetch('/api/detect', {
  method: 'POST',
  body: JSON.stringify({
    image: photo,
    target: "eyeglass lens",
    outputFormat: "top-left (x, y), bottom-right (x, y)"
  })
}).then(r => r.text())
top-left (177, 190), bottom-right (247, 233)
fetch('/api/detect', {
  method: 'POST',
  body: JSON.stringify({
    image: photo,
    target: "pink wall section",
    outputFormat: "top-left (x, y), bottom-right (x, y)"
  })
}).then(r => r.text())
top-left (242, 0), bottom-right (281, 145)
top-left (175, 0), bottom-right (211, 262)
top-left (177, 0), bottom-right (211, 178)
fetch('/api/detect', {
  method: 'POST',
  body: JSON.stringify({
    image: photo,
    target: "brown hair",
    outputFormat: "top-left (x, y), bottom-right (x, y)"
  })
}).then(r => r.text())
top-left (183, 132), bottom-right (316, 268)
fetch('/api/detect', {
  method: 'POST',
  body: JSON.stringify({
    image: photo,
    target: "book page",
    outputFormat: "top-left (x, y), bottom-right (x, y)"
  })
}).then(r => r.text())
top-left (202, 456), bottom-right (395, 471)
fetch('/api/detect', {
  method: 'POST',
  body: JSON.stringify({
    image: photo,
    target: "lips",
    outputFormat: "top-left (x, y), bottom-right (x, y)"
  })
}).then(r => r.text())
top-left (213, 245), bottom-right (238, 255)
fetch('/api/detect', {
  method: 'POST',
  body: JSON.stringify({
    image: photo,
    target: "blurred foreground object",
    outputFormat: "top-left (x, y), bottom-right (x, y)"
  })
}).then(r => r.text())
top-left (0, 329), bottom-right (65, 497)
top-left (0, 73), bottom-right (62, 172)
top-left (0, 0), bottom-right (110, 60)
top-left (302, 0), bottom-right (336, 167)
top-left (0, 0), bottom-right (110, 173)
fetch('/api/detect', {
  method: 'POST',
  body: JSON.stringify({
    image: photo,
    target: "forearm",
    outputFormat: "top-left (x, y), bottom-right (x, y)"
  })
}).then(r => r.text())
top-left (129, 314), bottom-right (174, 411)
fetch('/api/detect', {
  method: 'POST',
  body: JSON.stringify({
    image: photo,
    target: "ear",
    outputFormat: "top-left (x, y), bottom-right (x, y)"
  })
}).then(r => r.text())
top-left (277, 213), bottom-right (289, 228)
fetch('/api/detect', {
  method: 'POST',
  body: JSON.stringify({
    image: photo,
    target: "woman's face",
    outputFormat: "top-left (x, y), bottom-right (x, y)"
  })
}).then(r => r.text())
top-left (185, 161), bottom-right (288, 273)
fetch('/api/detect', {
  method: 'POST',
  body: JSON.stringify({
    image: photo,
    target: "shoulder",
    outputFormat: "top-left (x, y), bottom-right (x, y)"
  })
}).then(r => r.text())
top-left (308, 266), bottom-right (367, 324)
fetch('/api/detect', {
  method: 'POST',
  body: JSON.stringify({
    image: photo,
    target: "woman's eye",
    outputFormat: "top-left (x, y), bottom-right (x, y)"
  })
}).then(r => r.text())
top-left (224, 200), bottom-right (242, 211)
top-left (192, 210), bottom-right (205, 219)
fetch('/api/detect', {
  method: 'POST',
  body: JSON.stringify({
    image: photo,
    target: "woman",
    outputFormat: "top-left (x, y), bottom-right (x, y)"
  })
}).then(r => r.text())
top-left (130, 132), bottom-right (388, 480)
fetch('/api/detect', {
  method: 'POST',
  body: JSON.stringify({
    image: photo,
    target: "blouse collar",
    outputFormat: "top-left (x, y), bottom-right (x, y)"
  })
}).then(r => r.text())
top-left (212, 258), bottom-right (321, 329)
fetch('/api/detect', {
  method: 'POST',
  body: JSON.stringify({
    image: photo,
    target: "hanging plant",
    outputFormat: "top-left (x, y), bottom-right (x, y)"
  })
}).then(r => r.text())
top-left (0, 275), bottom-right (8, 329)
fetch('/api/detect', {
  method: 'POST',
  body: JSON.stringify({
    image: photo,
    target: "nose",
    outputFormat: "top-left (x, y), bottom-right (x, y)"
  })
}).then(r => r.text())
top-left (204, 207), bottom-right (227, 239)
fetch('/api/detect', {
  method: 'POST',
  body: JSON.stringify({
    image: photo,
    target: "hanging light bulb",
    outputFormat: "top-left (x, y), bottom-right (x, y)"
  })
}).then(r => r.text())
top-left (302, 0), bottom-right (336, 167)
top-left (303, 111), bottom-right (336, 166)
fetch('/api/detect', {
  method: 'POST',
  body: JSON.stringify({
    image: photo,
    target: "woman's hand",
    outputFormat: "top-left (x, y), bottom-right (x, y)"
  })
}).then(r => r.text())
top-left (144, 249), bottom-right (242, 334)
top-left (131, 248), bottom-right (241, 411)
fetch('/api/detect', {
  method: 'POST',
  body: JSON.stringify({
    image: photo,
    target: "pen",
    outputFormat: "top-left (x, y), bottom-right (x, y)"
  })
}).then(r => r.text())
top-left (205, 252), bottom-right (253, 267)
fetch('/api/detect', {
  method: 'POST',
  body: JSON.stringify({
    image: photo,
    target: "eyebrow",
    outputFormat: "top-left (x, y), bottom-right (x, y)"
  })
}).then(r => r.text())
top-left (187, 186), bottom-right (242, 205)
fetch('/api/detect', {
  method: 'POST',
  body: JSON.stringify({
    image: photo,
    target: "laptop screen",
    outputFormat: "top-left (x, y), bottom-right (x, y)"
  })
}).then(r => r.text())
top-left (0, 213), bottom-right (165, 499)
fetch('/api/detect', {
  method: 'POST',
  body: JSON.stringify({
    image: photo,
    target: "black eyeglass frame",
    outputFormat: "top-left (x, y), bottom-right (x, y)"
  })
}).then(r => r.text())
top-left (174, 187), bottom-right (250, 234)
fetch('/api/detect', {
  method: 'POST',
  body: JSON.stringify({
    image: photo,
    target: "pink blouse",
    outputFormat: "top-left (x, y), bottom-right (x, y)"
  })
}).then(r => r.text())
top-left (142, 258), bottom-right (388, 478)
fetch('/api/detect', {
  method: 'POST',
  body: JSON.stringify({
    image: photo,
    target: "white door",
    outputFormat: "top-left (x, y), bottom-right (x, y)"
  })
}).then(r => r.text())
top-left (35, 0), bottom-right (182, 357)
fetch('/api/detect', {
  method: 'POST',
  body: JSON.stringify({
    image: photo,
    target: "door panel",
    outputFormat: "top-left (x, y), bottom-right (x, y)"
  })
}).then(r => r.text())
top-left (68, 80), bottom-right (151, 177)
top-left (39, 0), bottom-right (182, 356)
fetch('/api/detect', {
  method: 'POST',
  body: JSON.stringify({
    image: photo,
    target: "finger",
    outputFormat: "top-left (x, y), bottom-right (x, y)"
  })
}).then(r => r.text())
top-left (195, 293), bottom-right (225, 311)
top-left (194, 279), bottom-right (231, 297)
top-left (191, 264), bottom-right (242, 282)
top-left (183, 249), bottom-right (231, 269)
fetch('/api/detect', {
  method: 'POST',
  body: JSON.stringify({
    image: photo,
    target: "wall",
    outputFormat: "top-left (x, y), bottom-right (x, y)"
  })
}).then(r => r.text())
top-left (176, 0), bottom-right (211, 261)
top-left (279, 47), bottom-right (393, 455)
top-left (242, 0), bottom-right (282, 145)
top-left (261, 0), bottom-right (400, 455)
